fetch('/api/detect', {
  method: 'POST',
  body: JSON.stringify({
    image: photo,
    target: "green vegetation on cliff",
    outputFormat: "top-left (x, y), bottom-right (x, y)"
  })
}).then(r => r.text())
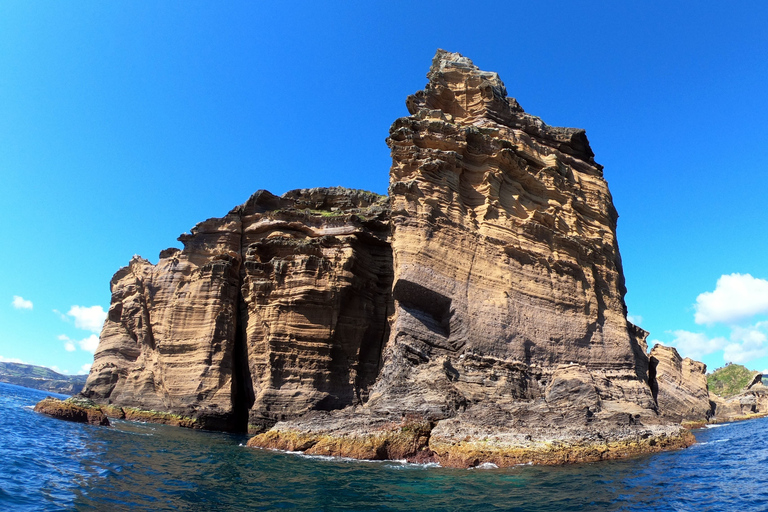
top-left (0, 362), bottom-right (87, 395)
top-left (707, 364), bottom-right (759, 398)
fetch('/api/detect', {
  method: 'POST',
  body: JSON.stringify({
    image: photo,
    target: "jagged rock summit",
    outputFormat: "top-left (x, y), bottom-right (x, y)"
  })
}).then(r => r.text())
top-left (47, 50), bottom-right (704, 466)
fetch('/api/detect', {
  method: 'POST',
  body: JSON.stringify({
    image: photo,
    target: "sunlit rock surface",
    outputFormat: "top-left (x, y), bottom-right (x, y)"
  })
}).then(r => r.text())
top-left (70, 50), bottom-right (705, 466)
top-left (649, 344), bottom-right (712, 424)
top-left (81, 188), bottom-right (391, 432)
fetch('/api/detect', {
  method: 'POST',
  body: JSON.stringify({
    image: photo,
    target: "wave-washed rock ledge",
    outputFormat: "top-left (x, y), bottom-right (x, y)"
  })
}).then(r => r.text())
top-left (34, 397), bottom-right (110, 426)
top-left (246, 414), bottom-right (694, 468)
top-left (33, 397), bottom-right (201, 429)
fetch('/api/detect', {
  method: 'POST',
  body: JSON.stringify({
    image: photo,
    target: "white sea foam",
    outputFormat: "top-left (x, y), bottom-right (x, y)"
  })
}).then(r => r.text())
top-left (471, 462), bottom-right (499, 470)
top-left (696, 438), bottom-right (730, 447)
top-left (259, 447), bottom-right (442, 468)
top-left (704, 423), bottom-right (731, 429)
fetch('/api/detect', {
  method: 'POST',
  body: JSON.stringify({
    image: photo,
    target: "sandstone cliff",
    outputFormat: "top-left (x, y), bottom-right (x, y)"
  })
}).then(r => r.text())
top-left (246, 51), bottom-right (693, 465)
top-left (59, 50), bottom-right (707, 466)
top-left (81, 187), bottom-right (391, 432)
top-left (648, 344), bottom-right (711, 424)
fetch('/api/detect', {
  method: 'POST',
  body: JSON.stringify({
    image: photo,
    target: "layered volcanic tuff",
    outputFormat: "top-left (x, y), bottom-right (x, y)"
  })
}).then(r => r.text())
top-left (64, 50), bottom-right (702, 466)
top-left (246, 50), bottom-right (694, 466)
top-left (81, 187), bottom-right (392, 432)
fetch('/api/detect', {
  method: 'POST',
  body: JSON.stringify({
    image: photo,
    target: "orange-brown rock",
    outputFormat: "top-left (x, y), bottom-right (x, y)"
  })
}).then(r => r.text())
top-left (249, 50), bottom-right (693, 464)
top-left (47, 50), bottom-right (708, 466)
top-left (79, 187), bottom-right (391, 432)
top-left (362, 49), bottom-right (661, 427)
top-left (649, 344), bottom-right (712, 424)
top-left (34, 397), bottom-right (110, 426)
top-left (710, 377), bottom-right (768, 421)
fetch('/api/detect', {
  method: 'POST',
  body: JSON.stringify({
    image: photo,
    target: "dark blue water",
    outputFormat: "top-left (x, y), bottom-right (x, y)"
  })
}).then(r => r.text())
top-left (1, 382), bottom-right (767, 511)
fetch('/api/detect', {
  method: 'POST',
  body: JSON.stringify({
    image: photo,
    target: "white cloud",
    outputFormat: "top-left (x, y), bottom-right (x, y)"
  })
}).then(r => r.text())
top-left (58, 334), bottom-right (76, 352)
top-left (78, 334), bottom-right (100, 352)
top-left (0, 355), bottom-right (29, 364)
top-left (627, 314), bottom-right (643, 326)
top-left (79, 363), bottom-right (92, 375)
top-left (694, 273), bottom-right (768, 325)
top-left (67, 305), bottom-right (107, 333)
top-left (58, 334), bottom-right (100, 353)
top-left (12, 296), bottom-right (33, 310)
top-left (53, 309), bottom-right (69, 322)
top-left (667, 329), bottom-right (728, 361)
top-left (722, 323), bottom-right (768, 364)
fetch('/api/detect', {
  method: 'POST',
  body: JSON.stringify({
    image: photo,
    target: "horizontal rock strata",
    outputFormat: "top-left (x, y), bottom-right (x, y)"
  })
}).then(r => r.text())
top-left (248, 50), bottom-right (695, 465)
top-left (80, 187), bottom-right (391, 432)
top-left (649, 344), bottom-right (712, 425)
top-left (56, 50), bottom-right (712, 467)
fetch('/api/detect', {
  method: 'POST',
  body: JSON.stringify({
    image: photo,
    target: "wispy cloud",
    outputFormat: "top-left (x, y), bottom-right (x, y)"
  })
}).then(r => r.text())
top-left (58, 334), bottom-right (77, 352)
top-left (67, 305), bottom-right (107, 333)
top-left (79, 363), bottom-right (92, 375)
top-left (12, 296), bottom-right (33, 310)
top-left (694, 273), bottom-right (768, 326)
top-left (0, 355), bottom-right (29, 364)
top-left (627, 314), bottom-right (643, 326)
top-left (58, 334), bottom-right (100, 353)
top-left (52, 309), bottom-right (69, 322)
top-left (723, 322), bottom-right (768, 364)
top-left (661, 330), bottom-right (728, 361)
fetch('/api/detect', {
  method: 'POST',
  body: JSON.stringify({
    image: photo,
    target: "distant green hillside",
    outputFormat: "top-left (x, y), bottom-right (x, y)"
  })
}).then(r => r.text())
top-left (0, 362), bottom-right (87, 395)
top-left (707, 363), bottom-right (760, 398)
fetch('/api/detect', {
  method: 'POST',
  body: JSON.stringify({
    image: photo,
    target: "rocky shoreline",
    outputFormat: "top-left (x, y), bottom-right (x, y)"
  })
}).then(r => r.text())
top-left (247, 415), bottom-right (695, 468)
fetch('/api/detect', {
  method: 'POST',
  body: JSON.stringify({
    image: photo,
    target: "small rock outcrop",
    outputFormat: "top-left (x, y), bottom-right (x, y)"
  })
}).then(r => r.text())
top-left (649, 344), bottom-right (712, 424)
top-left (34, 397), bottom-right (110, 426)
top-left (706, 364), bottom-right (768, 420)
top-left (46, 50), bottom-right (709, 467)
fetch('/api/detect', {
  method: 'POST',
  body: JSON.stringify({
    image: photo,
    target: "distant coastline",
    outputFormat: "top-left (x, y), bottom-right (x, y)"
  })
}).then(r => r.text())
top-left (0, 362), bottom-right (85, 395)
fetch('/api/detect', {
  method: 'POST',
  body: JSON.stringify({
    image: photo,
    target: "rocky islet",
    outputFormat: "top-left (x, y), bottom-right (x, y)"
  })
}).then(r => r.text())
top-left (37, 50), bottom-right (754, 466)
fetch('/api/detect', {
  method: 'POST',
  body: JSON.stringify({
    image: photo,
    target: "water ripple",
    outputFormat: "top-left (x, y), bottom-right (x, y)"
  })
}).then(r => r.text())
top-left (1, 382), bottom-right (767, 511)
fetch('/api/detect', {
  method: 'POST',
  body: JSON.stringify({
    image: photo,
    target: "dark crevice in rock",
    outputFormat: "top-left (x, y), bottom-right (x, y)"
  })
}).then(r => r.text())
top-left (649, 355), bottom-right (659, 404)
top-left (231, 286), bottom-right (255, 433)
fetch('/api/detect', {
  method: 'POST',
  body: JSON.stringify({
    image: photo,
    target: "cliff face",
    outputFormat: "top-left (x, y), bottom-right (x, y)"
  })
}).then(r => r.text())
top-left (73, 50), bottom-right (703, 466)
top-left (367, 50), bottom-right (656, 429)
top-left (82, 188), bottom-right (391, 431)
top-left (649, 344), bottom-right (712, 423)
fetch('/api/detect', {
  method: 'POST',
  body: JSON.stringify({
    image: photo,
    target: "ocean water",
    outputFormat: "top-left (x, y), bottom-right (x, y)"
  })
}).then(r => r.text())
top-left (1, 383), bottom-right (767, 512)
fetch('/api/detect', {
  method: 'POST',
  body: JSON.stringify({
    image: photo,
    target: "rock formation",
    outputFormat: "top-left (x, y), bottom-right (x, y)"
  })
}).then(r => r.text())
top-left (706, 364), bottom-right (768, 420)
top-left (43, 50), bottom-right (710, 466)
top-left (80, 187), bottom-right (391, 432)
top-left (246, 50), bottom-right (693, 465)
top-left (34, 397), bottom-right (110, 426)
top-left (648, 344), bottom-right (711, 424)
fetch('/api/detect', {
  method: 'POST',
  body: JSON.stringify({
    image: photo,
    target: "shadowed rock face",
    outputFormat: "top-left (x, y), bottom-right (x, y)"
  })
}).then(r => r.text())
top-left (649, 344), bottom-right (712, 423)
top-left (73, 50), bottom-right (703, 466)
top-left (81, 188), bottom-right (391, 432)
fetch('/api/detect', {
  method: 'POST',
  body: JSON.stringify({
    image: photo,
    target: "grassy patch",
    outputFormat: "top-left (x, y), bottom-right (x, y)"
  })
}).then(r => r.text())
top-left (707, 364), bottom-right (758, 398)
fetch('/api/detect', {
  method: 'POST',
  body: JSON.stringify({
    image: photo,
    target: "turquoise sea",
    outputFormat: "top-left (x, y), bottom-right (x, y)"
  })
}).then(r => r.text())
top-left (1, 382), bottom-right (767, 511)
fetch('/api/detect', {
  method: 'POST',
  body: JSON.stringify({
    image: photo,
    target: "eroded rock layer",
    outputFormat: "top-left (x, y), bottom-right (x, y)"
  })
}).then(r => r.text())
top-left (81, 188), bottom-right (391, 432)
top-left (364, 49), bottom-right (656, 427)
top-left (249, 51), bottom-right (693, 465)
top-left (70, 50), bottom-right (703, 466)
top-left (649, 344), bottom-right (712, 424)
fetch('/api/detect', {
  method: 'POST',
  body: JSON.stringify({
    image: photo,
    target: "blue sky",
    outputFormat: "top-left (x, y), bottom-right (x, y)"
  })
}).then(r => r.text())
top-left (2, 2), bottom-right (767, 376)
